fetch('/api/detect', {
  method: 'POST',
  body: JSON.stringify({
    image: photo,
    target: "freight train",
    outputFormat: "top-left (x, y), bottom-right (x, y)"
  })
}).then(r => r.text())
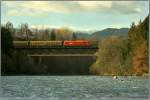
top-left (13, 40), bottom-right (97, 48)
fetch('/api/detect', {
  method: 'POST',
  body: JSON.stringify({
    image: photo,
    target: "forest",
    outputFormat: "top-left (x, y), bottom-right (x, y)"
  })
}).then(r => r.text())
top-left (90, 16), bottom-right (149, 76)
top-left (1, 15), bottom-right (149, 76)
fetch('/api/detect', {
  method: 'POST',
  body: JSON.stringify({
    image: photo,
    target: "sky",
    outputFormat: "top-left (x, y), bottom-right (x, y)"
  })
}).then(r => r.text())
top-left (1, 1), bottom-right (149, 31)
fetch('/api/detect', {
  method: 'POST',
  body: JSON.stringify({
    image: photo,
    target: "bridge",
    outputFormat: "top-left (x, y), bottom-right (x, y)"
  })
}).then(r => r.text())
top-left (10, 41), bottom-right (99, 75)
top-left (28, 53), bottom-right (97, 67)
top-left (28, 54), bottom-right (97, 57)
top-left (13, 46), bottom-right (98, 55)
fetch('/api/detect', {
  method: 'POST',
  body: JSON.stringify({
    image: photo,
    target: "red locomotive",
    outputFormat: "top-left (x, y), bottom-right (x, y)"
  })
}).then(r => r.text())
top-left (63, 40), bottom-right (90, 46)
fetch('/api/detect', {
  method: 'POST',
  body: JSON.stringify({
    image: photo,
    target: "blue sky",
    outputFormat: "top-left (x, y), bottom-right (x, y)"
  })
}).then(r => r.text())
top-left (1, 1), bottom-right (149, 31)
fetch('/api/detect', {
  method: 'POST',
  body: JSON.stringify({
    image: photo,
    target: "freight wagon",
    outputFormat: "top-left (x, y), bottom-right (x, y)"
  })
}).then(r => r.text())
top-left (13, 40), bottom-right (94, 48)
top-left (13, 41), bottom-right (29, 48)
top-left (29, 41), bottom-right (62, 47)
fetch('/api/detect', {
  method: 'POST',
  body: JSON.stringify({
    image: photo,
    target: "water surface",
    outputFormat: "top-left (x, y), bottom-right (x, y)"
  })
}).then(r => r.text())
top-left (0, 76), bottom-right (149, 100)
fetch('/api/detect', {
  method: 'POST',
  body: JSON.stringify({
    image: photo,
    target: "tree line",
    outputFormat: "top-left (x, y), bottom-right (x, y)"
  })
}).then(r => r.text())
top-left (3, 22), bottom-right (77, 41)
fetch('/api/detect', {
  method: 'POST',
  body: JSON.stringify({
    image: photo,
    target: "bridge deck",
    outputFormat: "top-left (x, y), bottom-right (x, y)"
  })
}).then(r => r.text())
top-left (14, 46), bottom-right (98, 49)
top-left (28, 54), bottom-right (97, 57)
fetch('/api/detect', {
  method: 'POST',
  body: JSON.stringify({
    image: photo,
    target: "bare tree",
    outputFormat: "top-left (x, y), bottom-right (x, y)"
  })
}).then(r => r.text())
top-left (20, 23), bottom-right (32, 41)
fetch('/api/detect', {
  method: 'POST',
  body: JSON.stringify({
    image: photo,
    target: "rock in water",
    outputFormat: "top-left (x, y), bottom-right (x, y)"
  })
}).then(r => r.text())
top-left (113, 76), bottom-right (118, 80)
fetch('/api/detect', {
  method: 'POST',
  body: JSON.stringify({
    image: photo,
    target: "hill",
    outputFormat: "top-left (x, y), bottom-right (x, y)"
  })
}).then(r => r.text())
top-left (90, 28), bottom-right (129, 40)
top-left (75, 32), bottom-right (91, 39)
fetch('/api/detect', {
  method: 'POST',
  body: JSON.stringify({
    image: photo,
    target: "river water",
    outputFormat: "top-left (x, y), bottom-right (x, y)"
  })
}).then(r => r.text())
top-left (0, 76), bottom-right (149, 100)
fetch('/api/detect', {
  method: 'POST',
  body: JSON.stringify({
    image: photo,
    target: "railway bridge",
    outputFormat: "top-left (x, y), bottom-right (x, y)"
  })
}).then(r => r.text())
top-left (14, 46), bottom-right (98, 55)
top-left (13, 40), bottom-right (98, 56)
top-left (12, 41), bottom-right (99, 75)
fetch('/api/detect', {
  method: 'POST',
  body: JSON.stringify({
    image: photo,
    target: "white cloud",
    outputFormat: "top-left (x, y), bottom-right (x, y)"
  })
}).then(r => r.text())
top-left (2, 1), bottom-right (147, 17)
top-left (74, 1), bottom-right (112, 9)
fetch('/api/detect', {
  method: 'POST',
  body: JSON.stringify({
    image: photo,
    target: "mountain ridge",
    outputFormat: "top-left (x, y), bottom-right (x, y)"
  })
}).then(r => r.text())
top-left (76, 28), bottom-right (129, 40)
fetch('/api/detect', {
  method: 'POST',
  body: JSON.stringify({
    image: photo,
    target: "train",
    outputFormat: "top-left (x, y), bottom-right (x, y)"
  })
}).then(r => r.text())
top-left (13, 40), bottom-right (97, 48)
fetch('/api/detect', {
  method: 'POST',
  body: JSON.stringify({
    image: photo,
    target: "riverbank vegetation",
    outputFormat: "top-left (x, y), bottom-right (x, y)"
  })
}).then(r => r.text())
top-left (90, 16), bottom-right (149, 76)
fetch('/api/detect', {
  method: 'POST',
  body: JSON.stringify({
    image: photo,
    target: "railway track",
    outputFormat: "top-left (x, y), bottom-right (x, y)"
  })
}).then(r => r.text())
top-left (13, 46), bottom-right (98, 49)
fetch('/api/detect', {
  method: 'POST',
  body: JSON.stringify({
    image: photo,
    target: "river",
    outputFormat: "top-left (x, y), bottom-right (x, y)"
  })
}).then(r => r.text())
top-left (0, 76), bottom-right (149, 100)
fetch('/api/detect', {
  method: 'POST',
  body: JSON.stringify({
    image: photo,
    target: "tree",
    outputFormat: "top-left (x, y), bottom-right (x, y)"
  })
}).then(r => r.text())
top-left (128, 22), bottom-right (137, 51)
top-left (42, 28), bottom-right (50, 40)
top-left (72, 32), bottom-right (77, 40)
top-left (1, 26), bottom-right (13, 56)
top-left (58, 27), bottom-right (73, 40)
top-left (132, 40), bottom-right (148, 75)
top-left (128, 15), bottom-right (149, 75)
top-left (1, 24), bottom-right (15, 75)
top-left (90, 36), bottom-right (131, 75)
top-left (131, 16), bottom-right (149, 75)
top-left (5, 22), bottom-right (16, 38)
top-left (6, 21), bottom-right (13, 30)
top-left (51, 29), bottom-right (56, 40)
top-left (20, 23), bottom-right (32, 40)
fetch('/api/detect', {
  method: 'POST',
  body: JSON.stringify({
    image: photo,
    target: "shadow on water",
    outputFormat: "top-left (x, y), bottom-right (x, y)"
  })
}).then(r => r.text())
top-left (32, 56), bottom-right (96, 75)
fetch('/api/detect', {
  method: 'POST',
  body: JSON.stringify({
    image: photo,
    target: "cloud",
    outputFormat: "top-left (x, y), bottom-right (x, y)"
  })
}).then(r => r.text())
top-left (111, 24), bottom-right (128, 29)
top-left (3, 1), bottom-right (73, 16)
top-left (30, 24), bottom-right (95, 31)
top-left (30, 24), bottom-right (76, 30)
top-left (74, 1), bottom-right (112, 9)
top-left (109, 1), bottom-right (144, 14)
top-left (7, 9), bottom-right (48, 16)
top-left (2, 1), bottom-right (147, 17)
top-left (30, 24), bottom-right (59, 29)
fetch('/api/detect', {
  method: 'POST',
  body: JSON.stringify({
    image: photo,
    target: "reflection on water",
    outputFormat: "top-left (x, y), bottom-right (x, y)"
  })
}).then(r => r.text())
top-left (0, 76), bottom-right (149, 100)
